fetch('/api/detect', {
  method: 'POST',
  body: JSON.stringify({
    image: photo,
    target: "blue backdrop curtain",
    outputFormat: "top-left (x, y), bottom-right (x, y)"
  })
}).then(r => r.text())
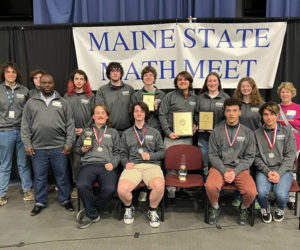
top-left (33, 0), bottom-right (236, 24)
top-left (266, 0), bottom-right (300, 17)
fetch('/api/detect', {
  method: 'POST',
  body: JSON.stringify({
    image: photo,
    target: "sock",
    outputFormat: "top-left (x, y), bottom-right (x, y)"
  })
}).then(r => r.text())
top-left (125, 204), bottom-right (132, 209)
top-left (241, 204), bottom-right (247, 209)
top-left (149, 206), bottom-right (157, 211)
top-left (212, 203), bottom-right (219, 210)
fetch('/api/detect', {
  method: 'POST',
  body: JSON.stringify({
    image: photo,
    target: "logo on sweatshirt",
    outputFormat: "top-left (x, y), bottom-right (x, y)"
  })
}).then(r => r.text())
top-left (16, 94), bottom-right (25, 99)
top-left (215, 102), bottom-right (224, 108)
top-left (122, 91), bottom-right (130, 96)
top-left (236, 136), bottom-right (245, 142)
top-left (145, 135), bottom-right (153, 140)
top-left (251, 107), bottom-right (259, 112)
top-left (189, 101), bottom-right (196, 106)
top-left (277, 134), bottom-right (285, 140)
top-left (52, 101), bottom-right (62, 108)
top-left (81, 99), bottom-right (89, 104)
top-left (104, 134), bottom-right (112, 138)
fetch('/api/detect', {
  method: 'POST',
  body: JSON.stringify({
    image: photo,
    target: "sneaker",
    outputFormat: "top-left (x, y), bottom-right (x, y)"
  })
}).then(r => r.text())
top-left (147, 210), bottom-right (160, 228)
top-left (261, 207), bottom-right (272, 224)
top-left (254, 200), bottom-right (261, 210)
top-left (77, 215), bottom-right (100, 229)
top-left (0, 196), bottom-right (7, 206)
top-left (71, 188), bottom-right (78, 199)
top-left (124, 206), bottom-right (135, 225)
top-left (208, 207), bottom-right (221, 225)
top-left (23, 189), bottom-right (34, 201)
top-left (239, 208), bottom-right (248, 226)
top-left (231, 199), bottom-right (242, 207)
top-left (273, 208), bottom-right (285, 222)
top-left (77, 209), bottom-right (85, 223)
top-left (138, 191), bottom-right (147, 202)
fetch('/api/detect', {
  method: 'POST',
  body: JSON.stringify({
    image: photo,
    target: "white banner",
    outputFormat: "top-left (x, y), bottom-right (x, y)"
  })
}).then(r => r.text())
top-left (73, 22), bottom-right (286, 90)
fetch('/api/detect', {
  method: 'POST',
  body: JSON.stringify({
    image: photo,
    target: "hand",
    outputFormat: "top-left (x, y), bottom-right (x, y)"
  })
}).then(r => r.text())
top-left (125, 162), bottom-right (135, 170)
top-left (75, 128), bottom-right (83, 135)
top-left (62, 146), bottom-right (71, 156)
top-left (105, 163), bottom-right (114, 171)
top-left (141, 152), bottom-right (150, 160)
top-left (25, 146), bottom-right (35, 157)
top-left (169, 132), bottom-right (179, 140)
top-left (81, 146), bottom-right (90, 153)
top-left (224, 169), bottom-right (235, 183)
top-left (154, 99), bottom-right (159, 110)
top-left (193, 124), bottom-right (198, 134)
top-left (268, 171), bottom-right (280, 183)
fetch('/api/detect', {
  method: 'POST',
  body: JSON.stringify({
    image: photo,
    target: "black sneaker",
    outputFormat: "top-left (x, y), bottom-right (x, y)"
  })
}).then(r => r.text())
top-left (273, 208), bottom-right (285, 222)
top-left (261, 207), bottom-right (272, 224)
top-left (77, 215), bottom-right (100, 229)
top-left (208, 207), bottom-right (221, 225)
top-left (239, 208), bottom-right (248, 226)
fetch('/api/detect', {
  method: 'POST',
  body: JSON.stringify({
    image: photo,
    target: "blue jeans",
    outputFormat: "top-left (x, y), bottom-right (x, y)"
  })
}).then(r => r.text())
top-left (198, 137), bottom-right (209, 166)
top-left (256, 171), bottom-right (293, 210)
top-left (31, 147), bottom-right (70, 206)
top-left (77, 163), bottom-right (117, 220)
top-left (0, 130), bottom-right (32, 197)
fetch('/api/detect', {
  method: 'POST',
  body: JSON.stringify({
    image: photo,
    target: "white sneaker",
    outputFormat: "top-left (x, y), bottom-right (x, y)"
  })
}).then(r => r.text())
top-left (147, 210), bottom-right (160, 228)
top-left (138, 191), bottom-right (147, 202)
top-left (124, 206), bottom-right (135, 225)
top-left (77, 209), bottom-right (85, 223)
top-left (273, 208), bottom-right (285, 222)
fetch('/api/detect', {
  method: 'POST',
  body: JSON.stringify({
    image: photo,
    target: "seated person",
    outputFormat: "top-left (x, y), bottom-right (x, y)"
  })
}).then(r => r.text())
top-left (205, 98), bottom-right (257, 225)
top-left (76, 104), bottom-right (120, 229)
top-left (254, 102), bottom-right (296, 223)
top-left (118, 101), bottom-right (165, 228)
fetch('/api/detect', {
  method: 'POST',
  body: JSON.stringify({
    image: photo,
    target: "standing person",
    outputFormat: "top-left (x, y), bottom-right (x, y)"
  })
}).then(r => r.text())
top-left (0, 61), bottom-right (33, 206)
top-left (131, 66), bottom-right (165, 134)
top-left (118, 101), bottom-right (165, 228)
top-left (159, 71), bottom-right (197, 199)
top-left (95, 62), bottom-right (134, 135)
top-left (76, 104), bottom-right (120, 229)
top-left (254, 102), bottom-right (296, 223)
top-left (21, 73), bottom-right (75, 216)
top-left (232, 76), bottom-right (264, 208)
top-left (65, 69), bottom-right (95, 199)
top-left (195, 72), bottom-right (229, 180)
top-left (277, 82), bottom-right (300, 210)
top-left (205, 98), bottom-right (257, 225)
top-left (28, 69), bottom-right (46, 98)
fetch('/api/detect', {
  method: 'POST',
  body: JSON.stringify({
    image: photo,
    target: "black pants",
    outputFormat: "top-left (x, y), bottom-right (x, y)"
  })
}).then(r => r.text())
top-left (77, 163), bottom-right (117, 219)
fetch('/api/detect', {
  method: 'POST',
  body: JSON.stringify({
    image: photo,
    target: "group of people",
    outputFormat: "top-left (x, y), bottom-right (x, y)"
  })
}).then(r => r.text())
top-left (0, 60), bottom-right (299, 229)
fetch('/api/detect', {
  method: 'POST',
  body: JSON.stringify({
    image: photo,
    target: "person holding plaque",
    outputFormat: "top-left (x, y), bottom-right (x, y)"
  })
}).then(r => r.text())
top-left (206, 98), bottom-right (257, 225)
top-left (95, 62), bottom-right (134, 136)
top-left (231, 77), bottom-right (264, 208)
top-left (75, 104), bottom-right (120, 229)
top-left (195, 72), bottom-right (229, 180)
top-left (65, 69), bottom-right (95, 199)
top-left (277, 82), bottom-right (300, 210)
top-left (118, 101), bottom-right (165, 228)
top-left (254, 102), bottom-right (296, 223)
top-left (131, 66), bottom-right (165, 134)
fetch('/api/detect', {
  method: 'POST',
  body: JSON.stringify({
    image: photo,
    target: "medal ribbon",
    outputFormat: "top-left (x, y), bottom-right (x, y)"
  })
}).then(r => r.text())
top-left (93, 126), bottom-right (107, 146)
top-left (225, 123), bottom-right (241, 147)
top-left (133, 125), bottom-right (146, 147)
top-left (263, 124), bottom-right (278, 151)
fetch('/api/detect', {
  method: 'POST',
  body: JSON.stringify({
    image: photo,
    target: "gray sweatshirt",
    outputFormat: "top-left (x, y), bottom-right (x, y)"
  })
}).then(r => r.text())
top-left (120, 125), bottom-right (165, 167)
top-left (195, 91), bottom-right (229, 141)
top-left (95, 82), bottom-right (134, 131)
top-left (240, 102), bottom-right (264, 131)
top-left (29, 87), bottom-right (40, 98)
top-left (0, 82), bottom-right (29, 130)
top-left (131, 87), bottom-right (165, 133)
top-left (159, 90), bottom-right (197, 137)
top-left (64, 92), bottom-right (95, 129)
top-left (209, 120), bottom-right (256, 175)
top-left (21, 91), bottom-right (75, 149)
top-left (75, 125), bottom-right (120, 168)
top-left (254, 123), bottom-right (296, 177)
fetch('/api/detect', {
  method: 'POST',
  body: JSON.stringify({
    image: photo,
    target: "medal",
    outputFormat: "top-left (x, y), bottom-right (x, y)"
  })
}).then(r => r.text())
top-left (225, 123), bottom-right (241, 152)
top-left (263, 124), bottom-right (278, 159)
top-left (133, 125), bottom-right (146, 154)
top-left (93, 126), bottom-right (107, 152)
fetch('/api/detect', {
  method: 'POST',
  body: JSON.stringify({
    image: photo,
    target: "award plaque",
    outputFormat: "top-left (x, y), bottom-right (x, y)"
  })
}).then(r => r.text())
top-left (142, 94), bottom-right (155, 111)
top-left (83, 131), bottom-right (93, 147)
top-left (199, 112), bottom-right (213, 131)
top-left (173, 111), bottom-right (193, 136)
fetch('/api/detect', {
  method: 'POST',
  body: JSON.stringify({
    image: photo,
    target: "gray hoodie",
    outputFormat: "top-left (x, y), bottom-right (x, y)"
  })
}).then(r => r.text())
top-left (21, 91), bottom-right (75, 149)
top-left (254, 123), bottom-right (296, 177)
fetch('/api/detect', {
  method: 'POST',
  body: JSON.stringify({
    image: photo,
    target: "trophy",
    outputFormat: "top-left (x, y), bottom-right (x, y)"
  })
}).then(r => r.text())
top-left (83, 131), bottom-right (93, 147)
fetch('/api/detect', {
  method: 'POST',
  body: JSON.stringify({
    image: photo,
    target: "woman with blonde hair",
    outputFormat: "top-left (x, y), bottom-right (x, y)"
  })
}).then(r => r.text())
top-left (277, 81), bottom-right (300, 210)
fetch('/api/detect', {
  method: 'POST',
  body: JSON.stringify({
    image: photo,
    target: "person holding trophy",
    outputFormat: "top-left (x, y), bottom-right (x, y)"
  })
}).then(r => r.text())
top-left (75, 104), bottom-right (120, 229)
